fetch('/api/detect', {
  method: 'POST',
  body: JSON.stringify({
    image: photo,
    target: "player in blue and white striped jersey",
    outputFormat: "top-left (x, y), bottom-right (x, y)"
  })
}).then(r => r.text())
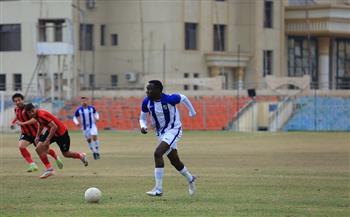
top-left (73, 97), bottom-right (101, 160)
top-left (139, 80), bottom-right (197, 197)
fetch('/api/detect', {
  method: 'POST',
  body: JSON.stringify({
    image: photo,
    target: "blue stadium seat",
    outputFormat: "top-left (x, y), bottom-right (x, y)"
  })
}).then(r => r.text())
top-left (284, 96), bottom-right (350, 131)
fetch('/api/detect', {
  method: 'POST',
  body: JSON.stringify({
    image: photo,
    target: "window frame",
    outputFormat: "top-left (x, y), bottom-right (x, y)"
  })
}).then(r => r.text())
top-left (213, 24), bottom-right (226, 51)
top-left (80, 24), bottom-right (94, 51)
top-left (111, 34), bottom-right (118, 46)
top-left (185, 22), bottom-right (198, 50)
top-left (111, 74), bottom-right (118, 87)
top-left (264, 0), bottom-right (273, 28)
top-left (13, 73), bottom-right (22, 91)
top-left (0, 74), bottom-right (6, 91)
top-left (263, 50), bottom-right (273, 77)
top-left (100, 24), bottom-right (106, 46)
top-left (0, 24), bottom-right (21, 51)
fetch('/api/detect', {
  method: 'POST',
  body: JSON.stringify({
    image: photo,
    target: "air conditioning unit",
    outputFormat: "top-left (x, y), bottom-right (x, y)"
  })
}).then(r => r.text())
top-left (125, 72), bottom-right (138, 83)
top-left (86, 0), bottom-right (96, 9)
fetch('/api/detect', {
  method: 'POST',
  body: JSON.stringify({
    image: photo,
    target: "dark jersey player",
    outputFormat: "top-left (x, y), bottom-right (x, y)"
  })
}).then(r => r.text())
top-left (19, 103), bottom-right (88, 179)
top-left (10, 93), bottom-right (62, 172)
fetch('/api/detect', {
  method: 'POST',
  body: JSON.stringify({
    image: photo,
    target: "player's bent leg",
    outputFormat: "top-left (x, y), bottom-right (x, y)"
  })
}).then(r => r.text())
top-left (86, 136), bottom-right (95, 155)
top-left (87, 136), bottom-right (98, 160)
top-left (167, 149), bottom-right (184, 171)
top-left (146, 142), bottom-right (170, 196)
top-left (18, 140), bottom-right (38, 172)
top-left (62, 151), bottom-right (88, 167)
top-left (167, 149), bottom-right (196, 196)
top-left (48, 148), bottom-right (57, 160)
top-left (92, 135), bottom-right (100, 160)
top-left (154, 142), bottom-right (170, 167)
top-left (36, 142), bottom-right (53, 170)
top-left (47, 148), bottom-right (63, 169)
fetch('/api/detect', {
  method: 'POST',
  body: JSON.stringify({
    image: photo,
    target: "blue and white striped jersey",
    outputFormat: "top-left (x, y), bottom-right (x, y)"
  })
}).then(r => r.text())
top-left (73, 106), bottom-right (99, 130)
top-left (141, 93), bottom-right (183, 135)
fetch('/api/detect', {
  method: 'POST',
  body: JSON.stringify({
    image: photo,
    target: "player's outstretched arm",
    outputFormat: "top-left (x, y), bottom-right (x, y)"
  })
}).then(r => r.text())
top-left (179, 94), bottom-right (196, 117)
top-left (139, 111), bottom-right (148, 134)
top-left (73, 116), bottom-right (80, 126)
top-left (35, 123), bottom-right (43, 144)
top-left (94, 112), bottom-right (100, 121)
top-left (44, 121), bottom-right (58, 146)
top-left (10, 117), bottom-right (18, 129)
top-left (92, 107), bottom-right (100, 121)
top-left (16, 118), bottom-right (37, 126)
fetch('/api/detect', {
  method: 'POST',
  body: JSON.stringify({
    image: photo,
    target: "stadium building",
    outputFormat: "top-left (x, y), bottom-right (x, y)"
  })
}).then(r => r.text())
top-left (1, 0), bottom-right (349, 132)
top-left (1, 0), bottom-right (349, 98)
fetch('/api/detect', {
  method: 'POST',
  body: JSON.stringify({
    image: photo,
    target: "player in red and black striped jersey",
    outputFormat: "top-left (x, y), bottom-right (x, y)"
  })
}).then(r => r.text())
top-left (10, 93), bottom-right (62, 173)
top-left (21, 103), bottom-right (88, 179)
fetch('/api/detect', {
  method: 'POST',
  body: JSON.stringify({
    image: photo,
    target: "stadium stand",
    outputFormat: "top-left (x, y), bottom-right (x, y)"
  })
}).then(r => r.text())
top-left (57, 96), bottom-right (259, 130)
top-left (283, 96), bottom-right (350, 131)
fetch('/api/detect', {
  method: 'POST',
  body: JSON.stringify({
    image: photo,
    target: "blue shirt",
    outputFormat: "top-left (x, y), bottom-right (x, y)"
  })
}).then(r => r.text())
top-left (141, 93), bottom-right (182, 135)
top-left (74, 106), bottom-right (97, 130)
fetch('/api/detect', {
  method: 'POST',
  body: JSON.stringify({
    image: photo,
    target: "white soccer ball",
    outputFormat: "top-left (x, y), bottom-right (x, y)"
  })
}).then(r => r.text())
top-left (84, 187), bottom-right (102, 203)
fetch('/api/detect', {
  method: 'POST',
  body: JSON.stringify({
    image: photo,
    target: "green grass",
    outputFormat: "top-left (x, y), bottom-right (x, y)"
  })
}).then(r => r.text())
top-left (0, 131), bottom-right (349, 217)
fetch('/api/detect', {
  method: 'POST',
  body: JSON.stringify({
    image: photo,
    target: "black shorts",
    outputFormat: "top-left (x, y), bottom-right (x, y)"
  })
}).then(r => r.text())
top-left (19, 134), bottom-right (36, 146)
top-left (40, 130), bottom-right (70, 153)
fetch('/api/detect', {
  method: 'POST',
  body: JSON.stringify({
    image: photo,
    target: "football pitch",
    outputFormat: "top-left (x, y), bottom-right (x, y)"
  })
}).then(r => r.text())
top-left (0, 131), bottom-right (349, 217)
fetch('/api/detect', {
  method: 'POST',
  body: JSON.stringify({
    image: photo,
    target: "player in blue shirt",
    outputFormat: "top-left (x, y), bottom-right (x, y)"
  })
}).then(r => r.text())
top-left (139, 80), bottom-right (197, 196)
top-left (73, 97), bottom-right (101, 160)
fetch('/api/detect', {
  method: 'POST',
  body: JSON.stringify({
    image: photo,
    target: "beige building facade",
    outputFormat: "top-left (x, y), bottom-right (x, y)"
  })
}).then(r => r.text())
top-left (0, 0), bottom-right (349, 100)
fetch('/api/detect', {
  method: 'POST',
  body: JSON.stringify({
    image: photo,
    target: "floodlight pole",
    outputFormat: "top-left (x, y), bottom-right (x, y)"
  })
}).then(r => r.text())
top-left (163, 44), bottom-right (166, 85)
top-left (236, 44), bottom-right (241, 132)
top-left (72, 3), bottom-right (85, 95)
top-left (305, 0), bottom-right (317, 130)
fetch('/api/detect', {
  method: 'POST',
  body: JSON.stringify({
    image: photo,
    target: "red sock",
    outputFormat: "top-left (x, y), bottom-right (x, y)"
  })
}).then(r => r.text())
top-left (39, 154), bottom-right (52, 169)
top-left (48, 148), bottom-right (57, 160)
top-left (19, 147), bottom-right (34, 164)
top-left (71, 152), bottom-right (82, 159)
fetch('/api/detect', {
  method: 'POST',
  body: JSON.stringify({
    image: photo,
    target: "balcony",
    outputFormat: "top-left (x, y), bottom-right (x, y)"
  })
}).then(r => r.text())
top-left (285, 4), bottom-right (350, 36)
top-left (37, 42), bottom-right (73, 55)
top-left (36, 18), bottom-right (74, 55)
top-left (204, 52), bottom-right (251, 68)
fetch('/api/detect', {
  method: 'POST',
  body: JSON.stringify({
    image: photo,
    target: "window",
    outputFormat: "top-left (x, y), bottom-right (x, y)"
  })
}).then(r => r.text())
top-left (213, 25), bottom-right (225, 51)
top-left (13, 74), bottom-right (22, 91)
top-left (54, 22), bottom-right (63, 42)
top-left (185, 23), bottom-right (198, 50)
top-left (80, 24), bottom-right (94, 50)
top-left (193, 73), bottom-right (199, 90)
top-left (0, 24), bottom-right (21, 51)
top-left (184, 73), bottom-right (189, 90)
top-left (111, 34), bottom-right (118, 46)
top-left (264, 0), bottom-right (273, 28)
top-left (335, 39), bottom-right (350, 89)
top-left (54, 73), bottom-right (63, 91)
top-left (111, 74), bottom-right (118, 87)
top-left (288, 37), bottom-right (318, 86)
top-left (38, 19), bottom-right (64, 42)
top-left (288, 0), bottom-right (315, 6)
top-left (100, 25), bottom-right (106, 46)
top-left (89, 74), bottom-right (95, 88)
top-left (263, 50), bottom-right (273, 76)
top-left (0, 74), bottom-right (6, 91)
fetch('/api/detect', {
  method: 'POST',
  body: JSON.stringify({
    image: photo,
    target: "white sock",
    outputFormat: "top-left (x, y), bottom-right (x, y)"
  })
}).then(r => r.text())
top-left (179, 166), bottom-right (193, 183)
top-left (94, 140), bottom-right (100, 153)
top-left (154, 168), bottom-right (164, 191)
top-left (88, 143), bottom-right (96, 153)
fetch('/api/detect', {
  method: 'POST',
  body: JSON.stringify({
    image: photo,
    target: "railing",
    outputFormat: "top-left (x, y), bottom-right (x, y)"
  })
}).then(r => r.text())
top-left (268, 96), bottom-right (293, 132)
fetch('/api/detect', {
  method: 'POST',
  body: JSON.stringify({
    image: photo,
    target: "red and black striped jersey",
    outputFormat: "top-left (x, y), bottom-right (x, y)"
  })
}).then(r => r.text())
top-left (14, 107), bottom-right (38, 137)
top-left (35, 109), bottom-right (67, 136)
